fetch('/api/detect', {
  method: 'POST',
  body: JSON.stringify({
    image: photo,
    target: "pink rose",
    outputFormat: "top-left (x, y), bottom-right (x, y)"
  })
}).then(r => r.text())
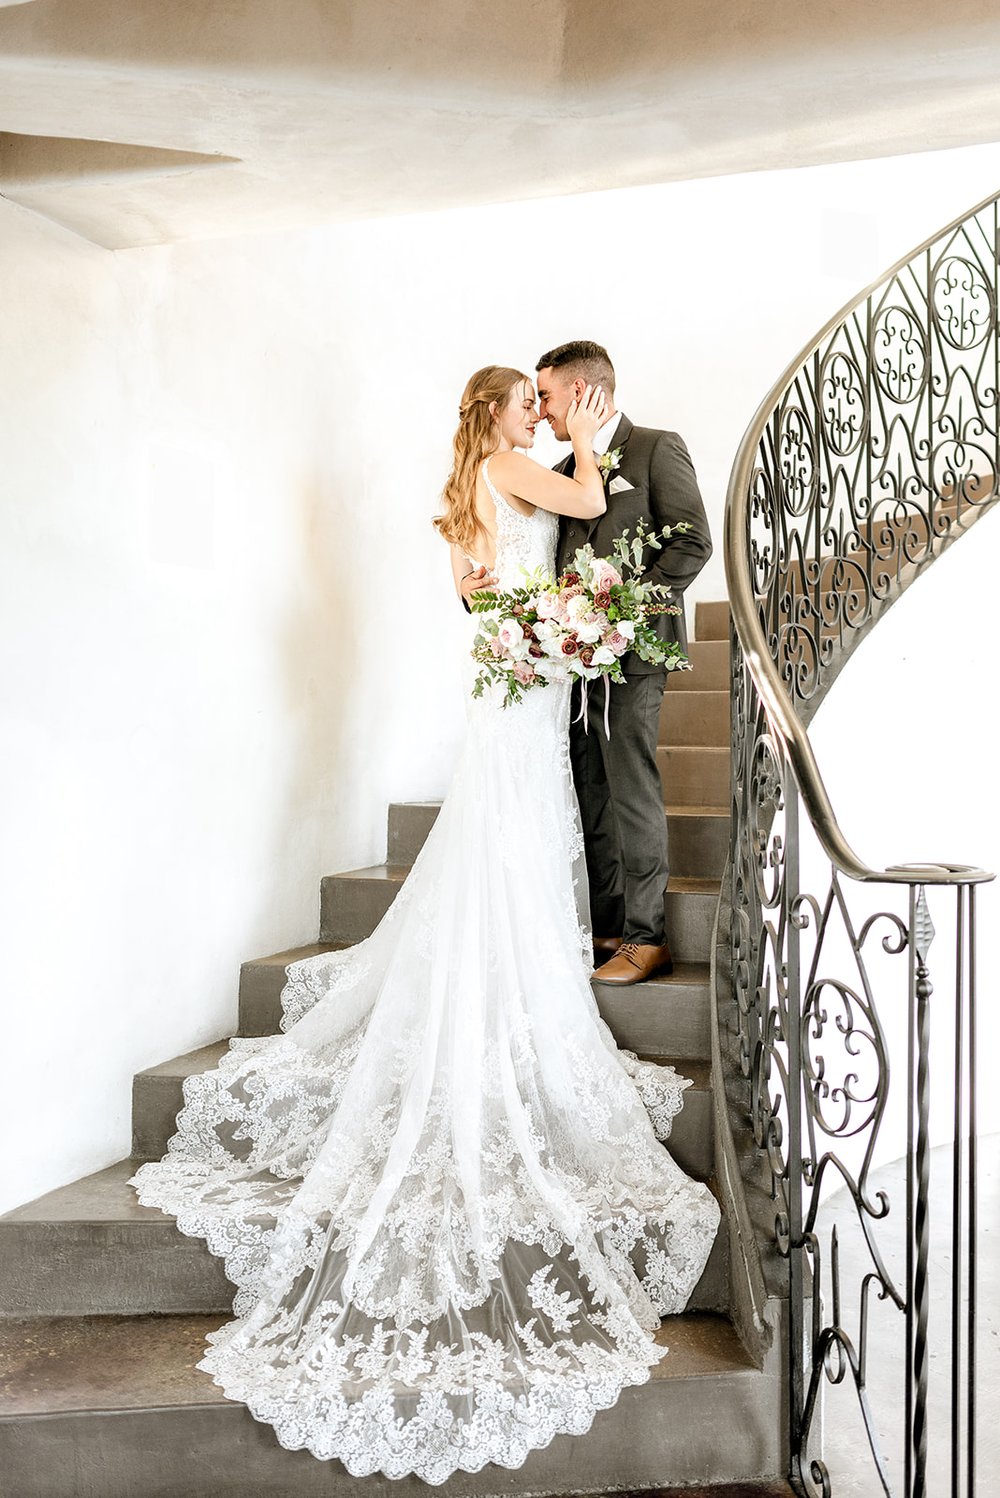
top-left (591, 559), bottom-right (623, 593)
top-left (604, 629), bottom-right (630, 655)
top-left (490, 638), bottom-right (505, 658)
top-left (513, 661), bottom-right (536, 685)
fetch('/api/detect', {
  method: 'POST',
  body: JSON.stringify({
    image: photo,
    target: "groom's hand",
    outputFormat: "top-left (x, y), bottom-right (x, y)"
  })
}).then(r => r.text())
top-left (460, 565), bottom-right (497, 611)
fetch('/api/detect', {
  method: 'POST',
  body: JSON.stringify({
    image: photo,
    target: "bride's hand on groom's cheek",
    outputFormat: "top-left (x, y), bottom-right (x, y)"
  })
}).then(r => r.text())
top-left (566, 384), bottom-right (607, 443)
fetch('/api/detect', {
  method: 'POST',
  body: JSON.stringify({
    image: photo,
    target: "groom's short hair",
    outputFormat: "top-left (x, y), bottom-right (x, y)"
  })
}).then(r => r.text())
top-left (536, 340), bottom-right (616, 397)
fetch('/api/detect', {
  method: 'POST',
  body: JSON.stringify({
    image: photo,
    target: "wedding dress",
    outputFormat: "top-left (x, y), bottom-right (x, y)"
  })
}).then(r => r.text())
top-left (131, 459), bottom-right (720, 1485)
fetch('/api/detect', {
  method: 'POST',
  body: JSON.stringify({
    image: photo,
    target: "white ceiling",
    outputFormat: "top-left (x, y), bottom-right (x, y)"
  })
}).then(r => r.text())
top-left (2, 0), bottom-right (1000, 249)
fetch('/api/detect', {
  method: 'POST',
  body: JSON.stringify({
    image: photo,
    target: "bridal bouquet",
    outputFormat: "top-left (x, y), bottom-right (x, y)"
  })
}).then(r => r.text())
top-left (470, 520), bottom-right (692, 708)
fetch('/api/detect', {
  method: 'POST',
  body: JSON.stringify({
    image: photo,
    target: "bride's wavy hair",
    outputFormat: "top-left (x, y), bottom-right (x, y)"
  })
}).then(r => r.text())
top-left (434, 365), bottom-right (529, 554)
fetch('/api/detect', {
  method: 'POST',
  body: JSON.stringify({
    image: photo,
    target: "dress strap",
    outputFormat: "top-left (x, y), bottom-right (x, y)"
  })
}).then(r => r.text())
top-left (481, 457), bottom-right (508, 510)
top-left (482, 457), bottom-right (535, 524)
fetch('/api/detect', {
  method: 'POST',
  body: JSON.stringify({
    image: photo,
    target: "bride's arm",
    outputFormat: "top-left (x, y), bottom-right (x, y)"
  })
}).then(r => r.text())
top-left (489, 385), bottom-right (608, 520)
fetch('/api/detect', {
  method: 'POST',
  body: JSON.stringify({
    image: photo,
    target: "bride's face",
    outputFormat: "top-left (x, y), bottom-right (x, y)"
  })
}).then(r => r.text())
top-left (495, 381), bottom-right (539, 450)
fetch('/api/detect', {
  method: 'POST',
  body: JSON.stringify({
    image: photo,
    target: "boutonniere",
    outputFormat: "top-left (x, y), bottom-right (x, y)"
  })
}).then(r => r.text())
top-left (597, 447), bottom-right (623, 482)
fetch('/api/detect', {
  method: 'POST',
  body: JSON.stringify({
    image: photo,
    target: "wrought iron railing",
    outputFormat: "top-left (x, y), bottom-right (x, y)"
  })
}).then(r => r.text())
top-left (724, 191), bottom-right (998, 1495)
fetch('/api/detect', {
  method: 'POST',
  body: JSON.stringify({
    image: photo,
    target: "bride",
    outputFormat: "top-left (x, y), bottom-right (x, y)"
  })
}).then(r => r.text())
top-left (131, 366), bottom-right (720, 1485)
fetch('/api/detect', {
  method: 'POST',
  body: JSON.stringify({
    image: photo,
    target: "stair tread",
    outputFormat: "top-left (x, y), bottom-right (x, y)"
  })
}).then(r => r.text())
top-left (242, 945), bottom-right (710, 989)
top-left (334, 865), bottom-right (721, 896)
top-left (389, 802), bottom-right (727, 814)
top-left (133, 1042), bottom-right (711, 1094)
top-left (135, 1040), bottom-right (230, 1080)
top-left (2, 1159), bottom-right (162, 1225)
top-left (243, 941), bottom-right (347, 967)
top-left (0, 1310), bottom-right (752, 1416)
top-left (660, 745), bottom-right (730, 758)
top-left (663, 803), bottom-right (729, 818)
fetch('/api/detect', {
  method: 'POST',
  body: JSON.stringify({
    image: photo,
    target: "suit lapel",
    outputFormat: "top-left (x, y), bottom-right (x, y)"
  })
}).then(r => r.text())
top-left (607, 412), bottom-right (633, 466)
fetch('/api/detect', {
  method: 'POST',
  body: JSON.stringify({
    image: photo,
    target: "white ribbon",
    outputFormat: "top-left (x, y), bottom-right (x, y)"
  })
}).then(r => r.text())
top-left (573, 674), bottom-right (613, 739)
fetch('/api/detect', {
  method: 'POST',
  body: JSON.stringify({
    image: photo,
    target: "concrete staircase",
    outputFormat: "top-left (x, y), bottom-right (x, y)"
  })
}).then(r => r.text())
top-left (0, 601), bottom-right (786, 1497)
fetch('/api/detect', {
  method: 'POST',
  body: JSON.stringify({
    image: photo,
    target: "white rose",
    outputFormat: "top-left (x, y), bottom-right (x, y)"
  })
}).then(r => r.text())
top-left (575, 620), bottom-right (602, 645)
top-left (534, 618), bottom-right (557, 641)
top-left (496, 618), bottom-right (530, 660)
top-left (496, 618), bottom-right (521, 649)
top-left (616, 619), bottom-right (636, 640)
top-left (591, 645), bottom-right (616, 666)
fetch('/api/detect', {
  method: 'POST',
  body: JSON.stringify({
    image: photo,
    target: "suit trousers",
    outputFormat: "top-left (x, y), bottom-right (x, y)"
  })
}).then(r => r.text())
top-left (569, 671), bottom-right (668, 946)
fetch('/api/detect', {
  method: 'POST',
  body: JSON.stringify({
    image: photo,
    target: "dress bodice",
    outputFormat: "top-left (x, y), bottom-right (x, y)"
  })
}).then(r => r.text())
top-left (481, 458), bottom-right (558, 587)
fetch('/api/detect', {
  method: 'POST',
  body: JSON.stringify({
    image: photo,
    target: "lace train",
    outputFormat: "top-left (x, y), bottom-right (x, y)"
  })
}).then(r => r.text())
top-left (131, 484), bottom-right (720, 1482)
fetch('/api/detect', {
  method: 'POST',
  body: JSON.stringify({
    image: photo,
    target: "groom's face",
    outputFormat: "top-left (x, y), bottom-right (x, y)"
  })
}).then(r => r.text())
top-left (536, 367), bottom-right (583, 444)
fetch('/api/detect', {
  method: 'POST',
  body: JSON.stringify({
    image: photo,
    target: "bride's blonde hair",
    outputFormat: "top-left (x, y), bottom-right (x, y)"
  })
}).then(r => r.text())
top-left (434, 365), bottom-right (529, 553)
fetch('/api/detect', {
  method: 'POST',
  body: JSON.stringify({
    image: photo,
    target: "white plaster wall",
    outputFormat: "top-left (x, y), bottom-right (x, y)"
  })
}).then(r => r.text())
top-left (4, 140), bottom-right (1000, 1211)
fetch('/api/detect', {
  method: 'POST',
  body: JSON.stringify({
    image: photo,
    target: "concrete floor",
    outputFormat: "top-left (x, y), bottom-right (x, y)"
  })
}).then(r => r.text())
top-left (815, 1134), bottom-right (999, 1494)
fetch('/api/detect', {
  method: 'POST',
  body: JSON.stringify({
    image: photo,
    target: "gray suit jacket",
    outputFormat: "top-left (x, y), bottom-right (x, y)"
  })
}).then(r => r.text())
top-left (555, 414), bottom-right (713, 675)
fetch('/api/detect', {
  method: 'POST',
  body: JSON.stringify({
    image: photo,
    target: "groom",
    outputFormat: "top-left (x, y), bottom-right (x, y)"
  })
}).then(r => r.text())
top-left (536, 341), bottom-right (712, 985)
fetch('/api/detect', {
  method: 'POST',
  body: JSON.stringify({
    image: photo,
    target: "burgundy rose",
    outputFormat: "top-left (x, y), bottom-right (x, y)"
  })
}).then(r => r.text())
top-left (522, 623), bottom-right (536, 640)
top-left (512, 603), bottom-right (524, 617)
top-left (579, 644), bottom-right (595, 667)
top-left (528, 643), bottom-right (544, 659)
top-left (561, 636), bottom-right (579, 656)
top-left (594, 590), bottom-right (612, 610)
top-left (562, 571), bottom-right (581, 587)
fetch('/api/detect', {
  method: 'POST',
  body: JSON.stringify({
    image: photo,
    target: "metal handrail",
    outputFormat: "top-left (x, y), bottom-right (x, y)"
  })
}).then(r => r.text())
top-left (722, 186), bottom-right (997, 1496)
top-left (724, 189), bottom-right (998, 889)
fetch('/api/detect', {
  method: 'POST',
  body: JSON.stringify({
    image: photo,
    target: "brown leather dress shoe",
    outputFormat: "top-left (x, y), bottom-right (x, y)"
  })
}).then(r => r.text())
top-left (592, 934), bottom-right (623, 962)
top-left (593, 940), bottom-right (674, 985)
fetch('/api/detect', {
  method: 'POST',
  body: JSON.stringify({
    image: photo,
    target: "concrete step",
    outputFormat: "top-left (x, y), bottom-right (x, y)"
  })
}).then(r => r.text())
top-left (694, 599), bottom-right (730, 641)
top-left (132, 1041), bottom-right (229, 1160)
top-left (1, 1110), bottom-right (723, 1320)
top-left (319, 866), bottom-right (720, 963)
top-left (666, 804), bottom-right (729, 880)
top-left (658, 745), bottom-right (730, 808)
top-left (0, 1160), bottom-right (233, 1318)
top-left (132, 1044), bottom-right (715, 1177)
top-left (0, 1310), bottom-right (782, 1497)
top-left (667, 638), bottom-right (729, 692)
top-left (388, 800), bottom-right (729, 880)
top-left (660, 687), bottom-right (730, 746)
top-left (240, 944), bottom-right (714, 1055)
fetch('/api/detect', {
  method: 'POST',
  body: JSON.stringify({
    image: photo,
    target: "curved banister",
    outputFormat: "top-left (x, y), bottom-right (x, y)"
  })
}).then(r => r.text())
top-left (724, 188), bottom-right (999, 888)
top-left (720, 188), bottom-right (995, 1494)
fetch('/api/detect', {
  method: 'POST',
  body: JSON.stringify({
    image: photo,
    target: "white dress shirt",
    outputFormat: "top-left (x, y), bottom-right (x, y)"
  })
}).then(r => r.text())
top-left (592, 412), bottom-right (624, 457)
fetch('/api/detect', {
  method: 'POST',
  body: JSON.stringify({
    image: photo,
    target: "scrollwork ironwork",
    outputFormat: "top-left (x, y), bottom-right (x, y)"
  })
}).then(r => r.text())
top-left (727, 193), bottom-right (994, 1494)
